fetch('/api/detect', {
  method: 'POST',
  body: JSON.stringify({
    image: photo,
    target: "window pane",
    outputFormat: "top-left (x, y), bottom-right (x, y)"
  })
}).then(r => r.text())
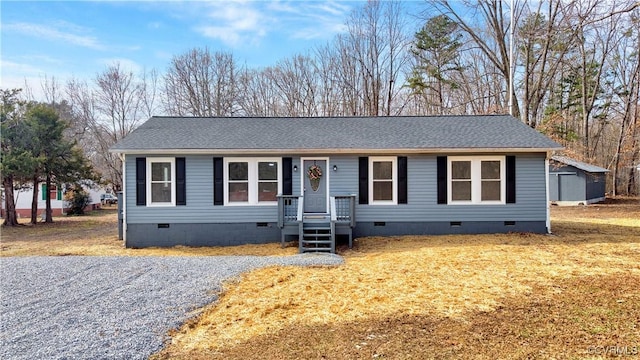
top-left (452, 161), bottom-right (471, 179)
top-left (482, 181), bottom-right (501, 201)
top-left (228, 182), bottom-right (248, 202)
top-left (151, 163), bottom-right (171, 182)
top-left (373, 161), bottom-right (392, 180)
top-left (229, 162), bottom-right (248, 181)
top-left (258, 182), bottom-right (277, 202)
top-left (151, 183), bottom-right (172, 203)
top-left (373, 181), bottom-right (393, 201)
top-left (452, 181), bottom-right (471, 201)
top-left (481, 161), bottom-right (501, 180)
top-left (258, 162), bottom-right (278, 181)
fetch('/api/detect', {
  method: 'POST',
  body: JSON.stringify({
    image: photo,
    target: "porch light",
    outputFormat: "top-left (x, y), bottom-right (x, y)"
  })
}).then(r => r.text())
top-left (333, 165), bottom-right (338, 172)
top-left (293, 165), bottom-right (298, 172)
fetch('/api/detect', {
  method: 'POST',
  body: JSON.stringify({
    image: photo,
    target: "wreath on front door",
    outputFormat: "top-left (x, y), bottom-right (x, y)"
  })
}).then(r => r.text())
top-left (308, 164), bottom-right (323, 192)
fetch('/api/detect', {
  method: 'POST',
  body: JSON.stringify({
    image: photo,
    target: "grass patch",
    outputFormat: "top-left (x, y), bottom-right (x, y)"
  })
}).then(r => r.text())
top-left (152, 199), bottom-right (640, 359)
top-left (154, 274), bottom-right (640, 360)
top-left (2, 198), bottom-right (639, 358)
top-left (0, 208), bottom-right (296, 257)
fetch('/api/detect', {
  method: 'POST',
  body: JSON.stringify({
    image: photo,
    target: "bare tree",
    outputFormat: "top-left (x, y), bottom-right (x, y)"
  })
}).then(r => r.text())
top-left (68, 63), bottom-right (152, 190)
top-left (334, 0), bottom-right (409, 116)
top-left (430, 0), bottom-right (524, 118)
top-left (608, 9), bottom-right (640, 195)
top-left (164, 48), bottom-right (241, 116)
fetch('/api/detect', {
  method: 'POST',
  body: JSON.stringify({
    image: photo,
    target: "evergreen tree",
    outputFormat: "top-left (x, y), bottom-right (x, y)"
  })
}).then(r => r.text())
top-left (0, 89), bottom-right (37, 226)
top-left (408, 15), bottom-right (463, 114)
top-left (24, 104), bottom-right (95, 223)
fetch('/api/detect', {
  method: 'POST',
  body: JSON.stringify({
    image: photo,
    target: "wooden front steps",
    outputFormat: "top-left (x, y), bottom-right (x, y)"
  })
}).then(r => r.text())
top-left (300, 215), bottom-right (335, 253)
top-left (278, 195), bottom-right (355, 254)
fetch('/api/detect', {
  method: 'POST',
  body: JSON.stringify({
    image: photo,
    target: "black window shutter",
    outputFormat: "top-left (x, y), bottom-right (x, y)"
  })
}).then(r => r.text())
top-left (136, 157), bottom-right (146, 206)
top-left (358, 157), bottom-right (368, 204)
top-left (398, 156), bottom-right (408, 204)
top-left (282, 157), bottom-right (292, 195)
top-left (213, 157), bottom-right (223, 205)
top-left (506, 155), bottom-right (516, 203)
top-left (176, 157), bottom-right (186, 205)
top-left (437, 156), bottom-right (447, 204)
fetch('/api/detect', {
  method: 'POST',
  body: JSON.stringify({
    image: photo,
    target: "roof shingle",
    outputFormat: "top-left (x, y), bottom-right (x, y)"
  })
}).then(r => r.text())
top-left (110, 115), bottom-right (561, 153)
top-left (551, 156), bottom-right (609, 173)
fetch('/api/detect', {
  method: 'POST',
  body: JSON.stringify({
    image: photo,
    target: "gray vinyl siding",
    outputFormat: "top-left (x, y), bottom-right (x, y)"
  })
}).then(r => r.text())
top-left (125, 152), bottom-right (548, 225)
top-left (348, 153), bottom-right (547, 222)
top-left (549, 174), bottom-right (560, 201)
top-left (549, 161), bottom-right (607, 203)
top-left (126, 154), bottom-right (281, 224)
top-left (549, 164), bottom-right (587, 202)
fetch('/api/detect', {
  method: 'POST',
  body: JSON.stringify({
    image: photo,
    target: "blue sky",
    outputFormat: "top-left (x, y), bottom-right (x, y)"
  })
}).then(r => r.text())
top-left (2, 0), bottom-right (398, 99)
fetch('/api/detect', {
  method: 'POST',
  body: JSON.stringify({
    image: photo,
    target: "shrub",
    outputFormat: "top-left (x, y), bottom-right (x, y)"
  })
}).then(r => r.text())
top-left (64, 187), bottom-right (91, 215)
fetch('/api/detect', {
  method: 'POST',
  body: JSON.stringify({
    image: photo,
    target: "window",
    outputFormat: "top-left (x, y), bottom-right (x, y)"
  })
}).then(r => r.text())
top-left (224, 158), bottom-right (281, 205)
top-left (448, 156), bottom-right (505, 204)
top-left (451, 161), bottom-right (471, 201)
top-left (369, 157), bottom-right (397, 204)
top-left (147, 158), bottom-right (175, 206)
top-left (41, 184), bottom-right (62, 201)
top-left (481, 160), bottom-right (501, 201)
top-left (258, 161), bottom-right (278, 202)
top-left (228, 162), bottom-right (249, 202)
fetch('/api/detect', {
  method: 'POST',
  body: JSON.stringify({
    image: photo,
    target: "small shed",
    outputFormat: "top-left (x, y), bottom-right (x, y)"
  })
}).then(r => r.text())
top-left (549, 156), bottom-right (609, 206)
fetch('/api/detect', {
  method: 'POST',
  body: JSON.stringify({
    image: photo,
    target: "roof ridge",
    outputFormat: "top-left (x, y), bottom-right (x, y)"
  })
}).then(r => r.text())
top-left (149, 114), bottom-right (512, 119)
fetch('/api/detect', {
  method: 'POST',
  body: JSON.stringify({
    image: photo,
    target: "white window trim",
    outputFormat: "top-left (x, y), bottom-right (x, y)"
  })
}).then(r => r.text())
top-left (448, 156), bottom-right (505, 205)
top-left (224, 157), bottom-right (282, 206)
top-left (146, 157), bottom-right (176, 207)
top-left (369, 156), bottom-right (397, 205)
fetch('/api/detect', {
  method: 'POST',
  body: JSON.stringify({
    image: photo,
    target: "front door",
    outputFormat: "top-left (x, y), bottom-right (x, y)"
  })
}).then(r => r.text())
top-left (303, 159), bottom-right (327, 213)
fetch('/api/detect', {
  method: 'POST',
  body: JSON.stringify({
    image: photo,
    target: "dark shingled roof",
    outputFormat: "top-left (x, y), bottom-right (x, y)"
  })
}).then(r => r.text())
top-left (110, 115), bottom-right (561, 154)
top-left (551, 156), bottom-right (609, 173)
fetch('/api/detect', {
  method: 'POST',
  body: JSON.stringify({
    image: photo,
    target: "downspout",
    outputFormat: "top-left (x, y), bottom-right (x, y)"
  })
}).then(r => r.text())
top-left (120, 153), bottom-right (127, 246)
top-left (545, 154), bottom-right (551, 233)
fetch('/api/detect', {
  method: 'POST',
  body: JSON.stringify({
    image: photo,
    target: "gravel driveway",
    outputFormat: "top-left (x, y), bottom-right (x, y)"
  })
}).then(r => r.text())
top-left (0, 255), bottom-right (343, 359)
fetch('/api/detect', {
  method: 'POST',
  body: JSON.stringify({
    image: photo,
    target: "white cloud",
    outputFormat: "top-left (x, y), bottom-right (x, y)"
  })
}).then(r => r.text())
top-left (266, 0), bottom-right (351, 40)
top-left (98, 58), bottom-right (143, 75)
top-left (197, 26), bottom-right (242, 46)
top-left (0, 61), bottom-right (52, 100)
top-left (1, 60), bottom-right (45, 75)
top-left (309, 1), bottom-right (352, 16)
top-left (159, 0), bottom-right (351, 48)
top-left (3, 22), bottom-right (105, 50)
top-left (194, 1), bottom-right (268, 47)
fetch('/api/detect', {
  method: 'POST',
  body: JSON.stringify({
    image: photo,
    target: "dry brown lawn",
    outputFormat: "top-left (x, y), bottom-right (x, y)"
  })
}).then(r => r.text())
top-left (2, 199), bottom-right (639, 359)
top-left (0, 206), bottom-right (296, 257)
top-left (152, 198), bottom-right (640, 360)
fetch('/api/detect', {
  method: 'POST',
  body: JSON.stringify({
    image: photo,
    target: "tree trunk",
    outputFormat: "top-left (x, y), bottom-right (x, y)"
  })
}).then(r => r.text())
top-left (45, 173), bottom-right (53, 223)
top-left (30, 175), bottom-right (39, 224)
top-left (2, 176), bottom-right (19, 226)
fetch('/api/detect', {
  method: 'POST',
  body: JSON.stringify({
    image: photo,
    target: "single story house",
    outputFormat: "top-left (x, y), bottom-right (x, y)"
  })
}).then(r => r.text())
top-left (1, 183), bottom-right (103, 218)
top-left (549, 156), bottom-right (609, 206)
top-left (110, 115), bottom-right (562, 252)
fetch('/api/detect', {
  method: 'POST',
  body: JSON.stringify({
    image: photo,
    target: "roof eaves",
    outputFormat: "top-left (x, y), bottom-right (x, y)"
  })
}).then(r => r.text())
top-left (551, 156), bottom-right (609, 173)
top-left (110, 147), bottom-right (561, 155)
